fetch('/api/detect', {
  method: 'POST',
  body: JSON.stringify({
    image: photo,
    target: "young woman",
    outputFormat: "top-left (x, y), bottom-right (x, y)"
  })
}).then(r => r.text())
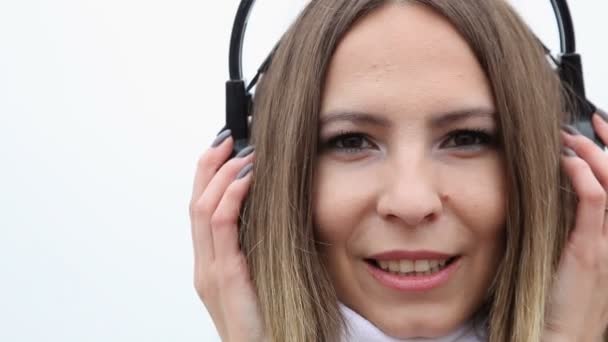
top-left (189, 1), bottom-right (608, 341)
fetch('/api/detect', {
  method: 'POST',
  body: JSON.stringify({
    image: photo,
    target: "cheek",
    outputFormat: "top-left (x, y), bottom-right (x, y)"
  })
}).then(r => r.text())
top-left (443, 158), bottom-right (507, 271)
top-left (313, 155), bottom-right (508, 246)
top-left (443, 156), bottom-right (507, 233)
top-left (312, 164), bottom-right (373, 243)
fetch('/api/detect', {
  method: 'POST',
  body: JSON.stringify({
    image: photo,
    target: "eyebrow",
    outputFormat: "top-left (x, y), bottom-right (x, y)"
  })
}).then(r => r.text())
top-left (319, 107), bottom-right (496, 128)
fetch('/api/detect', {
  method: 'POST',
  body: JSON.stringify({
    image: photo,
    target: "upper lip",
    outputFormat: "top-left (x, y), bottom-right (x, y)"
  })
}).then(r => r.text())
top-left (368, 250), bottom-right (457, 261)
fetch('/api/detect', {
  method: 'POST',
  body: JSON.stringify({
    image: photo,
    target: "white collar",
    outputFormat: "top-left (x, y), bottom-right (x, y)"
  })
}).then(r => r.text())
top-left (339, 302), bottom-right (487, 342)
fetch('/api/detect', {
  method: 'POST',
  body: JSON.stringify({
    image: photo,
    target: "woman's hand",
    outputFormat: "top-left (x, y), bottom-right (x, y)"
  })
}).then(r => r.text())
top-left (544, 112), bottom-right (608, 341)
top-left (189, 130), bottom-right (266, 342)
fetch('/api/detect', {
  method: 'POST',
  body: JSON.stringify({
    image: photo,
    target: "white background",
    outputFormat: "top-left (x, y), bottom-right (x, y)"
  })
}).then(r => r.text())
top-left (0, 1), bottom-right (605, 341)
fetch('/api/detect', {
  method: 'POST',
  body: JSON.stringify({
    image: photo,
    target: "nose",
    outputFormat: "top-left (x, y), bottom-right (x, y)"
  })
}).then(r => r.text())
top-left (376, 154), bottom-right (443, 227)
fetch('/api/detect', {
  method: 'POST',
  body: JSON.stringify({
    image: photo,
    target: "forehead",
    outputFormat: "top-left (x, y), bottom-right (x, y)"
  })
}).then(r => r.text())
top-left (321, 2), bottom-right (494, 119)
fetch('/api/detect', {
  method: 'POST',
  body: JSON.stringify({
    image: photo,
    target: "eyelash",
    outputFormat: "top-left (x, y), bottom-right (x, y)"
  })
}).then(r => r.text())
top-left (322, 128), bottom-right (496, 154)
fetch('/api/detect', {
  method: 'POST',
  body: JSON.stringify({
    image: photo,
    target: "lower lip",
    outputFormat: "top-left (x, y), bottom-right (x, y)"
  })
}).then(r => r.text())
top-left (366, 257), bottom-right (461, 292)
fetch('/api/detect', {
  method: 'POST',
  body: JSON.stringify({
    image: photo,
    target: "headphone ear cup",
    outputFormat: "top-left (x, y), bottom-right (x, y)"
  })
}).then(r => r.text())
top-left (572, 119), bottom-right (599, 147)
top-left (232, 138), bottom-right (250, 158)
top-left (224, 80), bottom-right (252, 158)
top-left (569, 99), bottom-right (605, 149)
top-left (553, 53), bottom-right (603, 148)
top-left (218, 126), bottom-right (252, 158)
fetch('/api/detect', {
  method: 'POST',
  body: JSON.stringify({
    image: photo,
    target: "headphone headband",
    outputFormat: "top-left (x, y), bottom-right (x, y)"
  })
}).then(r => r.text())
top-left (229, 0), bottom-right (255, 81)
top-left (223, 0), bottom-right (602, 156)
top-left (550, 0), bottom-right (575, 53)
top-left (230, 0), bottom-right (579, 91)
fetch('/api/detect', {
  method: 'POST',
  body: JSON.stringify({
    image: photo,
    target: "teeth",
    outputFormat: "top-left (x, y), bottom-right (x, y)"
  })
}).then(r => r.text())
top-left (375, 258), bottom-right (451, 275)
top-left (399, 260), bottom-right (414, 273)
top-left (379, 260), bottom-right (389, 270)
top-left (414, 260), bottom-right (430, 272)
top-left (388, 261), bottom-right (400, 272)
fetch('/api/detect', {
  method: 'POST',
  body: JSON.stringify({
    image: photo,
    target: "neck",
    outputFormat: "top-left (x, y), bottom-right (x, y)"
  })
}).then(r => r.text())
top-left (338, 302), bottom-right (487, 342)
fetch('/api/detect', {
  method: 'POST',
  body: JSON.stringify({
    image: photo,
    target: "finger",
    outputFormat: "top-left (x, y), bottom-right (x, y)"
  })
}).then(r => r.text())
top-left (561, 154), bottom-right (606, 240)
top-left (190, 130), bottom-right (234, 212)
top-left (189, 132), bottom-right (234, 265)
top-left (592, 112), bottom-right (608, 151)
top-left (212, 162), bottom-right (254, 262)
top-left (562, 128), bottom-right (608, 191)
top-left (590, 113), bottom-right (608, 237)
top-left (193, 148), bottom-right (255, 263)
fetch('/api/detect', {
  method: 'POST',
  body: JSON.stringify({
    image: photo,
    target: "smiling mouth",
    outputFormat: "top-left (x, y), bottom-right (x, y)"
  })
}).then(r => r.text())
top-left (365, 256), bottom-right (459, 276)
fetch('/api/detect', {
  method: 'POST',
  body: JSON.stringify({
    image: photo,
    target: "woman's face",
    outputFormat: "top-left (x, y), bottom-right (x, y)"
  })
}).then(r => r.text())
top-left (313, 3), bottom-right (507, 338)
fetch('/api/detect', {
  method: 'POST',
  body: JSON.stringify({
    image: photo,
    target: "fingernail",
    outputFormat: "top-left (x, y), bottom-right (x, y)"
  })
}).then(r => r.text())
top-left (561, 147), bottom-right (577, 157)
top-left (235, 145), bottom-right (255, 158)
top-left (235, 163), bottom-right (253, 180)
top-left (211, 129), bottom-right (232, 147)
top-left (560, 123), bottom-right (581, 136)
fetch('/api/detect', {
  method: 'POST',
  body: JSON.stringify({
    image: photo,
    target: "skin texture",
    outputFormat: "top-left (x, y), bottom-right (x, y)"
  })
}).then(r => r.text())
top-left (189, 135), bottom-right (262, 342)
top-left (190, 2), bottom-right (608, 340)
top-left (313, 3), bottom-right (506, 338)
top-left (546, 117), bottom-right (608, 342)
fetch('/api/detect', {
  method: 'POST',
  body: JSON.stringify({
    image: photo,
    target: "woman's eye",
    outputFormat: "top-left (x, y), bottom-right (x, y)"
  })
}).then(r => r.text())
top-left (324, 132), bottom-right (374, 154)
top-left (442, 129), bottom-right (494, 149)
top-left (322, 129), bottom-right (495, 154)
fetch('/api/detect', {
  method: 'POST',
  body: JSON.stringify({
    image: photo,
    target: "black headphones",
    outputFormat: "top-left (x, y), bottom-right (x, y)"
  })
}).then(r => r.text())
top-left (222, 0), bottom-right (604, 157)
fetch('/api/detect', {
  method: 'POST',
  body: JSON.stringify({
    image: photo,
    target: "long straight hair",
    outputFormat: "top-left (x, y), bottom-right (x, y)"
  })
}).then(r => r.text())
top-left (238, 1), bottom-right (583, 341)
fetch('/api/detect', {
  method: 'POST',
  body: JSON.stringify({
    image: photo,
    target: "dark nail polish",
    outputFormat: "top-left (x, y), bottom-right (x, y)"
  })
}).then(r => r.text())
top-left (235, 163), bottom-right (253, 180)
top-left (561, 147), bottom-right (577, 157)
top-left (235, 145), bottom-right (255, 158)
top-left (561, 124), bottom-right (581, 136)
top-left (211, 129), bottom-right (232, 147)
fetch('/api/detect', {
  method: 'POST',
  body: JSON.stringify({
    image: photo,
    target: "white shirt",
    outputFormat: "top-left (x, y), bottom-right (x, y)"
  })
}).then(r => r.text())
top-left (339, 302), bottom-right (487, 342)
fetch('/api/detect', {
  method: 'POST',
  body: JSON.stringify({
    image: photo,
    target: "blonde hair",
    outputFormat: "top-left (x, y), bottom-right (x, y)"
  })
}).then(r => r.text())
top-left (238, 0), bottom-right (589, 341)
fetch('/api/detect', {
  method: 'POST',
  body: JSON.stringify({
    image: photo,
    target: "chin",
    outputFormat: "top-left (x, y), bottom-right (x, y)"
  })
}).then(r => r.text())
top-left (373, 311), bottom-right (464, 339)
